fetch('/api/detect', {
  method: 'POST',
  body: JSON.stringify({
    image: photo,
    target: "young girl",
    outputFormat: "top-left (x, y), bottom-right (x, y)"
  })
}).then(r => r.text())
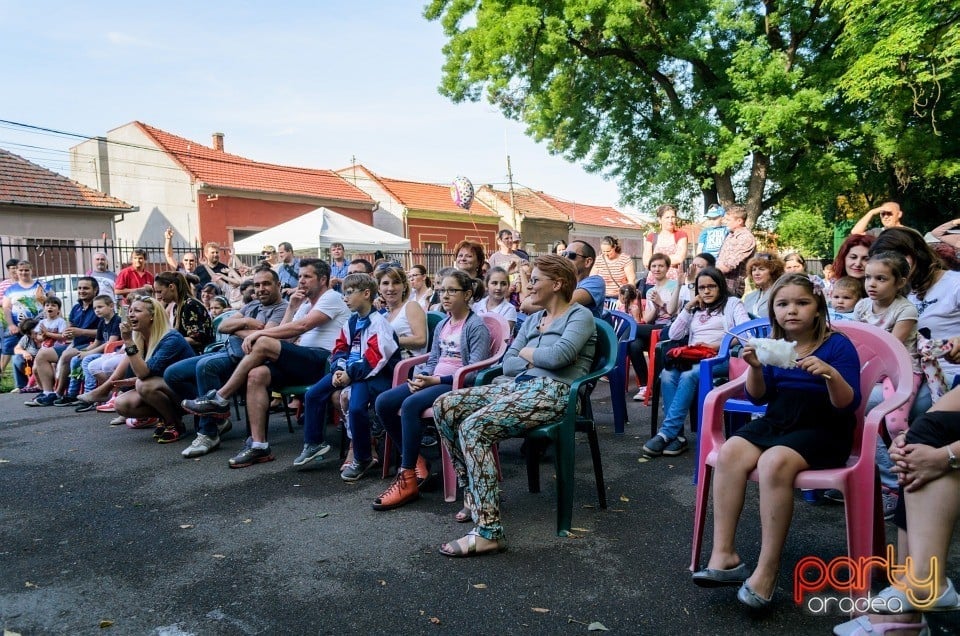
top-left (850, 251), bottom-right (919, 514)
top-left (208, 296), bottom-right (230, 318)
top-left (692, 274), bottom-right (861, 609)
top-left (374, 270), bottom-right (491, 511)
top-left (473, 267), bottom-right (517, 334)
top-left (629, 254), bottom-right (677, 400)
top-left (616, 284), bottom-right (642, 324)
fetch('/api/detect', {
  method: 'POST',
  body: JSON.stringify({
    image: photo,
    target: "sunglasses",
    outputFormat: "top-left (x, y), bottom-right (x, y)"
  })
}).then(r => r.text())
top-left (562, 251), bottom-right (584, 260)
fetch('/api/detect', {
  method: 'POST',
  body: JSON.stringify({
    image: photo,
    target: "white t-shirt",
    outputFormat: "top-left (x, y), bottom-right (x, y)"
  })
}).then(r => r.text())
top-left (295, 289), bottom-right (349, 352)
top-left (909, 270), bottom-right (960, 379)
top-left (472, 298), bottom-right (518, 323)
top-left (853, 296), bottom-right (919, 371)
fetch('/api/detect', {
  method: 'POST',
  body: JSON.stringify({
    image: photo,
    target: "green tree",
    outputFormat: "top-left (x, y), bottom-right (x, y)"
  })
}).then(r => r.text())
top-left (425, 0), bottom-right (861, 227)
top-left (774, 208), bottom-right (833, 257)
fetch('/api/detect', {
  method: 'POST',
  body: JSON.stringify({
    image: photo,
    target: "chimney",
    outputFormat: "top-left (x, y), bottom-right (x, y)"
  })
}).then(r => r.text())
top-left (212, 132), bottom-right (224, 151)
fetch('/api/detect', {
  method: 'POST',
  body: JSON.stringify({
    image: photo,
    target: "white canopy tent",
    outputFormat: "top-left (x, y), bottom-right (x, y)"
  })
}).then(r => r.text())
top-left (233, 207), bottom-right (410, 255)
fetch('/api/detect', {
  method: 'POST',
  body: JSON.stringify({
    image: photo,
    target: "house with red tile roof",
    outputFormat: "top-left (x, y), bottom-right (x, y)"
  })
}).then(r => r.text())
top-left (336, 165), bottom-right (499, 260)
top-left (534, 191), bottom-right (650, 260)
top-left (475, 186), bottom-right (570, 254)
top-left (0, 147), bottom-right (136, 272)
top-left (70, 122), bottom-right (377, 249)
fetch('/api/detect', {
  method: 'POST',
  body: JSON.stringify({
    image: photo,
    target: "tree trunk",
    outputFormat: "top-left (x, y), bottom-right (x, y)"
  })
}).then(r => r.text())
top-left (714, 170), bottom-right (736, 209)
top-left (744, 150), bottom-right (769, 229)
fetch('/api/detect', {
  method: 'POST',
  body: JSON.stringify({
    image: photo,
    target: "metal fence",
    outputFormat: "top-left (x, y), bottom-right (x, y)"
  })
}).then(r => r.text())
top-left (0, 237), bottom-right (202, 279)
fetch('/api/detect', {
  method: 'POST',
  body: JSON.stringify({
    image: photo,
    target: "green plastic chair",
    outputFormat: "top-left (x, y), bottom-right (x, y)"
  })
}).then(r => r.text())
top-left (475, 317), bottom-right (618, 536)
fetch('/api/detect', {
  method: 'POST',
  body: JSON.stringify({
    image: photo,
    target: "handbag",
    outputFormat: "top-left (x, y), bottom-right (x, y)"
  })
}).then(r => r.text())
top-left (664, 344), bottom-right (717, 371)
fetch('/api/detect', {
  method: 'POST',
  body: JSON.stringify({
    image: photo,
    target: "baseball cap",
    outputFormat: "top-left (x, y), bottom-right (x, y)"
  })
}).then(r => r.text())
top-left (705, 205), bottom-right (725, 219)
top-left (261, 245), bottom-right (276, 255)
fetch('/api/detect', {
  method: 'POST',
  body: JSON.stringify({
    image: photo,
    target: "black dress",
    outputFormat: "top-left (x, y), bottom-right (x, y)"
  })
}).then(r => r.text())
top-left (732, 333), bottom-right (862, 469)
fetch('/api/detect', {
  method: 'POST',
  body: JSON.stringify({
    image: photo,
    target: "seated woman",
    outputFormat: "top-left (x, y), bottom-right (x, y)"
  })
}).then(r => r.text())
top-left (376, 265), bottom-right (428, 357)
top-left (373, 270), bottom-right (491, 511)
top-left (692, 274), bottom-right (861, 609)
top-left (432, 254), bottom-right (596, 557)
top-left (643, 266), bottom-right (749, 458)
top-left (108, 297), bottom-right (196, 442)
top-left (154, 271), bottom-right (213, 353)
top-left (832, 386), bottom-right (960, 636)
top-left (741, 253), bottom-right (785, 319)
top-left (628, 253), bottom-right (677, 401)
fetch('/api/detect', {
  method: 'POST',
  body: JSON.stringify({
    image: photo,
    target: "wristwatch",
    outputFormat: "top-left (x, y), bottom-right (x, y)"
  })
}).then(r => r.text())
top-left (687, 283), bottom-right (695, 289)
top-left (948, 443), bottom-right (960, 470)
top-left (125, 344), bottom-right (139, 357)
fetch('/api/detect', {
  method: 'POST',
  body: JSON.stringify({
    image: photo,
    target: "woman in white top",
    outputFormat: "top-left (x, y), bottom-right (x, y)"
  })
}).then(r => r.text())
top-left (741, 253), bottom-right (785, 319)
top-left (642, 204), bottom-right (688, 283)
top-left (870, 228), bottom-right (960, 419)
top-left (377, 265), bottom-right (428, 357)
top-left (407, 264), bottom-right (434, 311)
top-left (472, 267), bottom-right (517, 333)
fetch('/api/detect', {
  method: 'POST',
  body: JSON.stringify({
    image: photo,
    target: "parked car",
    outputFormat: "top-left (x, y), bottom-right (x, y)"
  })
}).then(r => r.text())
top-left (39, 274), bottom-right (83, 310)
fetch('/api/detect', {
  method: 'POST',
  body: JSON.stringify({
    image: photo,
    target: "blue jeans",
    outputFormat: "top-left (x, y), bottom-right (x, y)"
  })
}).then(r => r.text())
top-left (658, 360), bottom-right (729, 441)
top-left (164, 352), bottom-right (236, 436)
top-left (375, 382), bottom-right (452, 469)
top-left (303, 372), bottom-right (393, 459)
top-left (13, 354), bottom-right (30, 389)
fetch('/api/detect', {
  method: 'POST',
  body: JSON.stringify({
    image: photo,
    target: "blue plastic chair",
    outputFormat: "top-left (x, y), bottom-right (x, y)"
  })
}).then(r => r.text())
top-left (693, 317), bottom-right (771, 483)
top-left (603, 310), bottom-right (637, 435)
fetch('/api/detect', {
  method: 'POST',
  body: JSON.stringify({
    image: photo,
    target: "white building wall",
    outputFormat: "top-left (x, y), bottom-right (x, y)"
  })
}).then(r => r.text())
top-left (71, 124), bottom-right (199, 246)
top-left (335, 168), bottom-right (404, 236)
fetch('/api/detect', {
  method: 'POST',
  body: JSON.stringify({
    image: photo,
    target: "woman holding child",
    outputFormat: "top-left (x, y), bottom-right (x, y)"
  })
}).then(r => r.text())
top-left (433, 254), bottom-right (596, 556)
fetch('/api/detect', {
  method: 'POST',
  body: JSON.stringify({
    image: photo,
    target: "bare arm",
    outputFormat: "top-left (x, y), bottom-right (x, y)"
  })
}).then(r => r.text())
top-left (400, 301), bottom-right (427, 351)
top-left (850, 206), bottom-right (883, 236)
top-left (641, 238), bottom-right (653, 268)
top-left (163, 228), bottom-right (178, 270)
top-left (623, 258), bottom-right (637, 286)
top-left (670, 236), bottom-right (688, 267)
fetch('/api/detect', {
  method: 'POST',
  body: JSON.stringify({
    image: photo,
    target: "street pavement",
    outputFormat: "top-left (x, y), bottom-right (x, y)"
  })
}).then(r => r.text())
top-left (2, 390), bottom-right (958, 635)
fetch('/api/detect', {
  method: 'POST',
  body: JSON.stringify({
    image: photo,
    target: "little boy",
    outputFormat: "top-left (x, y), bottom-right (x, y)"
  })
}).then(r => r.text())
top-left (11, 318), bottom-right (40, 392)
top-left (295, 273), bottom-right (400, 481)
top-left (696, 205), bottom-right (729, 259)
top-left (828, 276), bottom-right (865, 322)
top-left (71, 295), bottom-right (123, 412)
top-left (35, 296), bottom-right (66, 348)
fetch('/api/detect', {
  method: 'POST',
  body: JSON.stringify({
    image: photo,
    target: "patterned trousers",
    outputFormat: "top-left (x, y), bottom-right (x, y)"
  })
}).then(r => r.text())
top-left (433, 376), bottom-right (570, 540)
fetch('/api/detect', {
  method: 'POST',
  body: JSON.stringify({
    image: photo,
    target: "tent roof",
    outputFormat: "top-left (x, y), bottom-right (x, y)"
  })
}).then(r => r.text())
top-left (234, 207), bottom-right (410, 254)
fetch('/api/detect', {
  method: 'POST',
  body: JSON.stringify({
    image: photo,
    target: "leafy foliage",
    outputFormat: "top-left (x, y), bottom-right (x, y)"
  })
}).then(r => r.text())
top-left (774, 208), bottom-right (834, 258)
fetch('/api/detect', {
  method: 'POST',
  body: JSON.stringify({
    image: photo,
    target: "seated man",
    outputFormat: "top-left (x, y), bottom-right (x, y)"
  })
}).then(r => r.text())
top-left (294, 273), bottom-right (400, 481)
top-left (29, 277), bottom-right (100, 406)
top-left (165, 266), bottom-right (288, 457)
top-left (182, 259), bottom-right (348, 468)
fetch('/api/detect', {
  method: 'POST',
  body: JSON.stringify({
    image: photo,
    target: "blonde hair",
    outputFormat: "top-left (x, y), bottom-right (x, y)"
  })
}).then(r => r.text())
top-left (130, 296), bottom-right (173, 361)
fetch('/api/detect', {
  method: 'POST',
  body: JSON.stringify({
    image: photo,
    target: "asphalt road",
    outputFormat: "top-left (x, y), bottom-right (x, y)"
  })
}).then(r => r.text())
top-left (2, 390), bottom-right (958, 635)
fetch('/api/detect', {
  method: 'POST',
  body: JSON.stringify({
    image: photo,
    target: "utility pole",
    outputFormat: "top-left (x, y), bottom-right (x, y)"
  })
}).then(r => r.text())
top-left (506, 155), bottom-right (518, 229)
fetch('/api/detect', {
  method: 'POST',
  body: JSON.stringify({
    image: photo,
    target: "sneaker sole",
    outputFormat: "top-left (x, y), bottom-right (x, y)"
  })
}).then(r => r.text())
top-left (341, 462), bottom-right (377, 482)
top-left (181, 404), bottom-right (231, 418)
top-left (229, 454), bottom-right (275, 469)
top-left (663, 446), bottom-right (689, 457)
top-left (157, 434), bottom-right (186, 444)
top-left (182, 443), bottom-right (219, 458)
top-left (642, 447), bottom-right (663, 457)
top-left (54, 401), bottom-right (79, 407)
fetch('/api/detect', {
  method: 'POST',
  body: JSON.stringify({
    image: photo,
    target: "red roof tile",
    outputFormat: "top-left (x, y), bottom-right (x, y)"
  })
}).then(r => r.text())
top-left (0, 147), bottom-right (133, 211)
top-left (535, 192), bottom-right (641, 230)
top-left (135, 122), bottom-right (374, 204)
top-left (486, 187), bottom-right (569, 222)
top-left (347, 166), bottom-right (498, 218)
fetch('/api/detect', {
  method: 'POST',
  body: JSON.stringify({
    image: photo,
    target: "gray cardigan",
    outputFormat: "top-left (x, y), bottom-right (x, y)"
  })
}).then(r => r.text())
top-left (415, 311), bottom-right (492, 384)
top-left (502, 303), bottom-right (596, 386)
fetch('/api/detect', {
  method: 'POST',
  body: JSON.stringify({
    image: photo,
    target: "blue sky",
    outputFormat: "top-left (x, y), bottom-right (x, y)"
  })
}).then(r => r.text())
top-left (0, 1), bottom-right (638, 214)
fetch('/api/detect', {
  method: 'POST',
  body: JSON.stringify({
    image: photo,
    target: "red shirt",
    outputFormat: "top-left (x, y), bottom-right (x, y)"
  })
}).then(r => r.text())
top-left (114, 267), bottom-right (155, 304)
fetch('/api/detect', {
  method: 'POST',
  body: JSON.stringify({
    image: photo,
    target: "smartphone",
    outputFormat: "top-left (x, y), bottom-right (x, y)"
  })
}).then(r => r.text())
top-left (119, 305), bottom-right (129, 322)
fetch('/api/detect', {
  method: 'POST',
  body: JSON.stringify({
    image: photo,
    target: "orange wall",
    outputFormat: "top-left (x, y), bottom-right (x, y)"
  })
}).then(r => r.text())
top-left (197, 196), bottom-right (373, 245)
top-left (408, 218), bottom-right (498, 255)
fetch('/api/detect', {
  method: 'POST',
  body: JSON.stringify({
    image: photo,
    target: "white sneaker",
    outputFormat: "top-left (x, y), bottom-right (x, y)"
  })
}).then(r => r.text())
top-left (633, 387), bottom-right (647, 401)
top-left (182, 434), bottom-right (221, 458)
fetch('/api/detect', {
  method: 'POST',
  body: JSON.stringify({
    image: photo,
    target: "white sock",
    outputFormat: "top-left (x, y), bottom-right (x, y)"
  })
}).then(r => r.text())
top-left (251, 441), bottom-right (268, 450)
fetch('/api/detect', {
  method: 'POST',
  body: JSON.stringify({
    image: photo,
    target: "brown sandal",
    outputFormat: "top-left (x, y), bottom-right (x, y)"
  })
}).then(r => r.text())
top-left (454, 507), bottom-right (472, 523)
top-left (439, 530), bottom-right (506, 558)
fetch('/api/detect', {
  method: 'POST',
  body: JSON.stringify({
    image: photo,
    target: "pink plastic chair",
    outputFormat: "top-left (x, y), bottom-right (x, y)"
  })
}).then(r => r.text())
top-left (690, 322), bottom-right (914, 597)
top-left (382, 313), bottom-right (512, 502)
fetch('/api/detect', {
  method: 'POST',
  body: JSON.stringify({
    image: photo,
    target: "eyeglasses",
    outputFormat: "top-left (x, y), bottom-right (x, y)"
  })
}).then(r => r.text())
top-left (880, 211), bottom-right (895, 217)
top-left (261, 251), bottom-right (276, 256)
top-left (562, 251), bottom-right (585, 260)
top-left (437, 288), bottom-right (464, 296)
top-left (697, 284), bottom-right (720, 292)
top-left (528, 277), bottom-right (553, 286)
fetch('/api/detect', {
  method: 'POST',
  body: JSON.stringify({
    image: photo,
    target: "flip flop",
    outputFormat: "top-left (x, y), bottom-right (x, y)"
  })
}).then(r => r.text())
top-left (454, 507), bottom-right (472, 523)
top-left (439, 530), bottom-right (507, 558)
top-left (833, 615), bottom-right (928, 636)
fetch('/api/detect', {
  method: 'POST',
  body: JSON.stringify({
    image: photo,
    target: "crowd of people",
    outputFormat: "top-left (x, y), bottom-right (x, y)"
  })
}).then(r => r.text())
top-left (4, 201), bottom-right (960, 627)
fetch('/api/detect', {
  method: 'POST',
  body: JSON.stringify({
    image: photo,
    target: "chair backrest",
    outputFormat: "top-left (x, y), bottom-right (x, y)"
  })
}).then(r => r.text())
top-left (603, 297), bottom-right (619, 312)
top-left (604, 309), bottom-right (637, 344)
top-left (592, 318), bottom-right (618, 377)
top-left (427, 311), bottom-right (445, 351)
top-left (212, 310), bottom-right (239, 343)
top-left (831, 321), bottom-right (914, 453)
top-left (480, 313), bottom-right (511, 358)
top-left (719, 317), bottom-right (771, 378)
top-left (103, 340), bottom-right (124, 354)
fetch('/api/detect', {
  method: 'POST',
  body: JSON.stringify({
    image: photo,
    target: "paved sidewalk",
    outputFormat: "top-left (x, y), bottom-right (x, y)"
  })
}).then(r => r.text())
top-left (1, 391), bottom-right (957, 634)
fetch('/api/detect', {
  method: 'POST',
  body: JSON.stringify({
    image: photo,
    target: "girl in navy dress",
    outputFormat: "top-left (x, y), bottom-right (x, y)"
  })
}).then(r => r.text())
top-left (692, 274), bottom-right (862, 608)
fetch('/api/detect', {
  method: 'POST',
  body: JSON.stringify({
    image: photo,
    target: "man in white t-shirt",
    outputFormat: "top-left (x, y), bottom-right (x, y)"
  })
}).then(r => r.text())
top-left (182, 258), bottom-right (349, 468)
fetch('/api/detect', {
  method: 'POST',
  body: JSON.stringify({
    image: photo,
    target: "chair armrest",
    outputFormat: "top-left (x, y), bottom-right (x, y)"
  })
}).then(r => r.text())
top-left (392, 354), bottom-right (429, 387)
top-left (453, 355), bottom-right (501, 390)
top-left (475, 365), bottom-right (504, 386)
top-left (699, 376), bottom-right (749, 460)
top-left (858, 391), bottom-right (912, 461)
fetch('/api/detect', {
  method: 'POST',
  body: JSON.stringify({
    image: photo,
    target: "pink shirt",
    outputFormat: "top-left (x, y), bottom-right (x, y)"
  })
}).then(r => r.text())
top-left (433, 319), bottom-right (466, 378)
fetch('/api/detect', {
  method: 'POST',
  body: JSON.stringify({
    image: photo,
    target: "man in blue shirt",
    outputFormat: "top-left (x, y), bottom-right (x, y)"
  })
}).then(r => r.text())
top-left (30, 277), bottom-right (101, 406)
top-left (521, 240), bottom-right (605, 318)
top-left (274, 241), bottom-right (301, 297)
top-left (328, 242), bottom-right (350, 292)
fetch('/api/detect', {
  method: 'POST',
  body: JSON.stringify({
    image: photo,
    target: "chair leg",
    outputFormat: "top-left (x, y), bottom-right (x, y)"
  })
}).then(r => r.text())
top-left (608, 357), bottom-right (628, 435)
top-left (281, 393), bottom-right (294, 433)
top-left (526, 439), bottom-right (542, 494)
top-left (587, 426), bottom-right (607, 509)
top-left (690, 463), bottom-right (714, 572)
top-left (441, 442), bottom-right (458, 503)
top-left (555, 432), bottom-right (576, 537)
top-left (382, 432), bottom-right (394, 479)
top-left (649, 377), bottom-right (661, 439)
